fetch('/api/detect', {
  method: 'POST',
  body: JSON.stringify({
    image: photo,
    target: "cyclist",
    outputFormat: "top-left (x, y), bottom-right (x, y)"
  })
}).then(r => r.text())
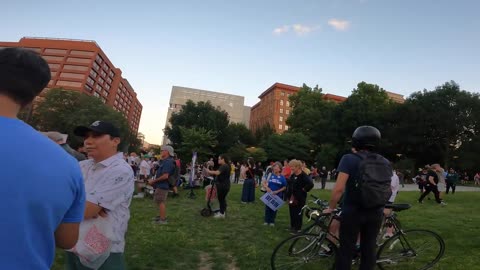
top-left (323, 126), bottom-right (391, 270)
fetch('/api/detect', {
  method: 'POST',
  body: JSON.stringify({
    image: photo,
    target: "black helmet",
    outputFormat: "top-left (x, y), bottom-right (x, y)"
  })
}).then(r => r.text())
top-left (352, 126), bottom-right (381, 150)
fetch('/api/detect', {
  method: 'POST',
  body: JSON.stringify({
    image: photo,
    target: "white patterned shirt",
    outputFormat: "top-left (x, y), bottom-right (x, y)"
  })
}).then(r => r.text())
top-left (79, 152), bottom-right (134, 253)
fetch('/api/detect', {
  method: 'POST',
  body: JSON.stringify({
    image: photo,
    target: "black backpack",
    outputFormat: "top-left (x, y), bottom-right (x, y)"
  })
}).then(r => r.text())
top-left (352, 153), bottom-right (393, 209)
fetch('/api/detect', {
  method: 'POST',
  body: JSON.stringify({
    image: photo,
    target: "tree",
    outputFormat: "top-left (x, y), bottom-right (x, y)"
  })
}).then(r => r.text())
top-left (254, 123), bottom-right (275, 145)
top-left (246, 147), bottom-right (268, 163)
top-left (315, 144), bottom-right (338, 170)
top-left (390, 81), bottom-right (480, 168)
top-left (263, 132), bottom-right (312, 162)
top-left (165, 100), bottom-right (230, 154)
top-left (221, 122), bottom-right (256, 149)
top-left (227, 143), bottom-right (249, 163)
top-left (287, 84), bottom-right (337, 146)
top-left (30, 88), bottom-right (140, 151)
top-left (176, 127), bottom-right (217, 163)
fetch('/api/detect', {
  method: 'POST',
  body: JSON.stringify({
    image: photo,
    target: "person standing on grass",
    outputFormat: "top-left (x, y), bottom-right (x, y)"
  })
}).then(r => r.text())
top-left (148, 145), bottom-right (176, 224)
top-left (323, 126), bottom-right (392, 270)
top-left (282, 159), bottom-right (292, 179)
top-left (445, 168), bottom-right (459, 194)
top-left (0, 48), bottom-right (85, 270)
top-left (474, 172), bottom-right (480, 186)
top-left (241, 157), bottom-right (257, 203)
top-left (134, 156), bottom-right (151, 198)
top-left (234, 161), bottom-right (241, 184)
top-left (68, 120), bottom-right (134, 269)
top-left (286, 159), bottom-right (314, 234)
top-left (262, 162), bottom-right (287, 226)
top-left (206, 154), bottom-right (231, 218)
top-left (319, 166), bottom-right (328, 189)
top-left (418, 164), bottom-right (447, 206)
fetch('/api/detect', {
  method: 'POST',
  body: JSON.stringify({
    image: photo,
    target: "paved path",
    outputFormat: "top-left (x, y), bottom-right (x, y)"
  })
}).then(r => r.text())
top-left (313, 182), bottom-right (480, 192)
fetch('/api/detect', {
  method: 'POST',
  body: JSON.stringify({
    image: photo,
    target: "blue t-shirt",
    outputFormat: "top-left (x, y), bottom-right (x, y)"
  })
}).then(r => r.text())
top-left (155, 157), bottom-right (175, 190)
top-left (0, 117), bottom-right (86, 270)
top-left (267, 173), bottom-right (287, 198)
top-left (337, 153), bottom-right (362, 207)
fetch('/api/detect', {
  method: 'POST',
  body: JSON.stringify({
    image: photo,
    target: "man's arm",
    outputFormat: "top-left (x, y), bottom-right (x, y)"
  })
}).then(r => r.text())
top-left (326, 172), bottom-right (349, 211)
top-left (84, 201), bottom-right (105, 219)
top-left (206, 168), bottom-right (221, 176)
top-left (55, 223), bottom-right (80, 249)
top-left (148, 172), bottom-right (169, 185)
top-left (428, 175), bottom-right (436, 185)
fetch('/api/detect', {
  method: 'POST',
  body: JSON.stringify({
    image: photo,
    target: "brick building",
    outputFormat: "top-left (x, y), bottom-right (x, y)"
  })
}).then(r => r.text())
top-left (249, 82), bottom-right (404, 134)
top-left (0, 37), bottom-right (142, 133)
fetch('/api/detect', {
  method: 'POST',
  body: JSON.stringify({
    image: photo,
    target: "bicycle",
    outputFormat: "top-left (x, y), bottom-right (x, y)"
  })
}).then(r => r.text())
top-left (271, 199), bottom-right (445, 270)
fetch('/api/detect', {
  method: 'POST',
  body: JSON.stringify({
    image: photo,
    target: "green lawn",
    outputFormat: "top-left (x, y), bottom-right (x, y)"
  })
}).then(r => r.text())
top-left (52, 185), bottom-right (480, 270)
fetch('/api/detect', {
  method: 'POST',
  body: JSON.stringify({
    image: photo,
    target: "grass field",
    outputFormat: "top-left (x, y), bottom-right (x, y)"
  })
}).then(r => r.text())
top-left (52, 185), bottom-right (480, 270)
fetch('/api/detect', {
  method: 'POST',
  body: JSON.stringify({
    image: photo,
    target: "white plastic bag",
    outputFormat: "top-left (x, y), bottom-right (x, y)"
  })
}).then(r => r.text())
top-left (68, 216), bottom-right (114, 270)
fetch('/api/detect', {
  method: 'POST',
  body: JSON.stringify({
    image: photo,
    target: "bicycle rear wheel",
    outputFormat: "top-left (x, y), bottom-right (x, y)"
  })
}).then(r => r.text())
top-left (271, 233), bottom-right (336, 270)
top-left (377, 229), bottom-right (445, 270)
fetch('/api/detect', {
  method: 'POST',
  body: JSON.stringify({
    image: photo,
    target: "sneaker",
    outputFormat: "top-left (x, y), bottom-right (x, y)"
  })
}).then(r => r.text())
top-left (151, 216), bottom-right (161, 221)
top-left (263, 222), bottom-right (269, 226)
top-left (153, 219), bottom-right (168, 225)
top-left (290, 230), bottom-right (302, 235)
top-left (269, 223), bottom-right (275, 227)
top-left (440, 202), bottom-right (447, 206)
top-left (133, 193), bottom-right (145, 199)
top-left (213, 213), bottom-right (225, 219)
top-left (241, 201), bottom-right (247, 204)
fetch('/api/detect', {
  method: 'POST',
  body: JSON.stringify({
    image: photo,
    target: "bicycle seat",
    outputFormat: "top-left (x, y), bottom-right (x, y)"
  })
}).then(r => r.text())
top-left (384, 203), bottom-right (411, 211)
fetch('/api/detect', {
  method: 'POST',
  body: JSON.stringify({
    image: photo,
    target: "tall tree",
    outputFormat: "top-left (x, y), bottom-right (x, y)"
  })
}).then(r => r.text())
top-left (165, 100), bottom-right (230, 154)
top-left (287, 84), bottom-right (337, 146)
top-left (254, 123), bottom-right (275, 145)
top-left (263, 132), bottom-right (312, 162)
top-left (176, 127), bottom-right (217, 163)
top-left (30, 88), bottom-right (140, 151)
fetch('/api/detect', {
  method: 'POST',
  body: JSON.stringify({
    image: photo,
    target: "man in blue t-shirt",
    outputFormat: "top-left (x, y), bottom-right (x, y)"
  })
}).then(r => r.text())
top-left (324, 126), bottom-right (389, 270)
top-left (0, 48), bottom-right (86, 269)
top-left (148, 145), bottom-right (175, 224)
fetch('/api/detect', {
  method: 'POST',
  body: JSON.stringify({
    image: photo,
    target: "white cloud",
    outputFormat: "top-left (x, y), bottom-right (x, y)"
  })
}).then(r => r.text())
top-left (328, 19), bottom-right (351, 31)
top-left (273, 25), bottom-right (290, 35)
top-left (273, 24), bottom-right (319, 36)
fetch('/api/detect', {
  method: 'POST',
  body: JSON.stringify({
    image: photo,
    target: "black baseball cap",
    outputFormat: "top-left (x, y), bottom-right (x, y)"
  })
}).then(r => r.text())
top-left (74, 121), bottom-right (121, 138)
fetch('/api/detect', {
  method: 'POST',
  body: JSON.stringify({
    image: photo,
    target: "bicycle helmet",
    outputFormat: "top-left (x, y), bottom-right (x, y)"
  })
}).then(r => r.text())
top-left (351, 126), bottom-right (381, 150)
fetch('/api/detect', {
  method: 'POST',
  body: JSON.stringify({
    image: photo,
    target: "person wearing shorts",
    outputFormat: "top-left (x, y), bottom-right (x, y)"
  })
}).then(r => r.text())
top-left (148, 146), bottom-right (175, 224)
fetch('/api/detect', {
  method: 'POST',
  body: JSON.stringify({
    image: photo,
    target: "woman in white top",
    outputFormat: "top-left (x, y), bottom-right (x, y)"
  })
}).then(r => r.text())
top-left (383, 170), bottom-right (400, 237)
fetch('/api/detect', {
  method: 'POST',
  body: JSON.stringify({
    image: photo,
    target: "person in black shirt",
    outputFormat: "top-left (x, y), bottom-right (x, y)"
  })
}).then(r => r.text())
top-left (418, 164), bottom-right (446, 205)
top-left (285, 159), bottom-right (314, 234)
top-left (206, 154), bottom-right (231, 218)
top-left (319, 166), bottom-right (328, 189)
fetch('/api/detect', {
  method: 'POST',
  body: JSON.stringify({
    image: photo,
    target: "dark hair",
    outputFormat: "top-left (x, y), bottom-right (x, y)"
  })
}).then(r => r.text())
top-left (352, 125), bottom-right (381, 151)
top-left (0, 48), bottom-right (51, 106)
top-left (219, 154), bottom-right (230, 164)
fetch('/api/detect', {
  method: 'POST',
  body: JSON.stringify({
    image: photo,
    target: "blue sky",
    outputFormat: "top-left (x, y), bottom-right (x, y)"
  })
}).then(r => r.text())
top-left (3, 0), bottom-right (479, 144)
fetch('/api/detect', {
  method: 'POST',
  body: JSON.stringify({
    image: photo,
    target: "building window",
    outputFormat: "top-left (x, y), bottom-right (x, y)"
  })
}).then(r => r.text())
top-left (86, 77), bottom-right (94, 86)
top-left (93, 62), bottom-right (100, 71)
top-left (114, 100), bottom-right (118, 105)
top-left (60, 72), bottom-right (85, 79)
top-left (103, 90), bottom-right (108, 97)
top-left (286, 101), bottom-right (290, 107)
top-left (281, 91), bottom-right (285, 96)
top-left (280, 100), bottom-right (284, 106)
top-left (96, 55), bottom-right (103, 64)
top-left (100, 70), bottom-right (107, 77)
top-left (93, 92), bottom-right (100, 98)
top-left (105, 84), bottom-right (111, 90)
top-left (285, 125), bottom-right (289, 131)
top-left (286, 109), bottom-right (290, 115)
top-left (279, 124), bottom-right (283, 130)
top-left (44, 48), bottom-right (67, 54)
top-left (48, 63), bottom-right (60, 69)
top-left (85, 84), bottom-right (93, 91)
top-left (101, 97), bottom-right (106, 103)
top-left (109, 71), bottom-right (115, 78)
top-left (56, 80), bottom-right (82, 88)
top-left (43, 55), bottom-right (64, 62)
top-left (95, 84), bottom-right (102, 91)
top-left (279, 116), bottom-right (283, 122)
top-left (280, 108), bottom-right (283, 114)
top-left (98, 77), bottom-right (105, 84)
top-left (106, 77), bottom-right (112, 84)
top-left (90, 69), bottom-right (97, 78)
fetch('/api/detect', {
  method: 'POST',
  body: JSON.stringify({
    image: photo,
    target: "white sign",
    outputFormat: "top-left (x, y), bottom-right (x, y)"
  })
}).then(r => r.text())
top-left (260, 192), bottom-right (285, 211)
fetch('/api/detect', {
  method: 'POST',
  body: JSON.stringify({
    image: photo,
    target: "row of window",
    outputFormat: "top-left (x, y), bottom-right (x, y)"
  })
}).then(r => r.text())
top-left (280, 91), bottom-right (292, 97)
top-left (279, 124), bottom-right (289, 131)
top-left (279, 108), bottom-right (290, 115)
top-left (279, 100), bottom-right (290, 107)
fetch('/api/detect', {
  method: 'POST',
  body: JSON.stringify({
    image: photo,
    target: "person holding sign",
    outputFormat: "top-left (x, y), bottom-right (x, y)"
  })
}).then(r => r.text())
top-left (262, 162), bottom-right (287, 226)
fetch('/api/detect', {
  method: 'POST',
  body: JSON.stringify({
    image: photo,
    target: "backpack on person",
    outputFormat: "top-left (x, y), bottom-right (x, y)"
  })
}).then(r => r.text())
top-left (352, 153), bottom-right (393, 209)
top-left (168, 161), bottom-right (180, 187)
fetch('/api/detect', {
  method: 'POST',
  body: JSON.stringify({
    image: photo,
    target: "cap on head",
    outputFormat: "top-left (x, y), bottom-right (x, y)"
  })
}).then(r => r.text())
top-left (74, 120), bottom-right (121, 138)
top-left (352, 126), bottom-right (381, 150)
top-left (161, 145), bottom-right (174, 156)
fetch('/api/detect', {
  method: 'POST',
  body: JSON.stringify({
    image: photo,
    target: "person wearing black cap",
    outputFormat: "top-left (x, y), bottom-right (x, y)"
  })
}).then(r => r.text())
top-left (66, 121), bottom-right (134, 269)
top-left (323, 126), bottom-right (392, 270)
top-left (0, 47), bottom-right (86, 270)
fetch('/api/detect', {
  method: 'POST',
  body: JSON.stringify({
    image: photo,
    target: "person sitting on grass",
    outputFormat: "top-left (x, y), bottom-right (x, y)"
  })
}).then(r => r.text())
top-left (262, 162), bottom-right (287, 226)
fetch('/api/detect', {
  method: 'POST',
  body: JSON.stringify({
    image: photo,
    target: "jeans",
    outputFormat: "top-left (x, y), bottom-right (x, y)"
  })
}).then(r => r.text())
top-left (241, 178), bottom-right (255, 202)
top-left (419, 185), bottom-right (442, 203)
top-left (216, 183), bottom-right (230, 214)
top-left (336, 207), bottom-right (383, 270)
top-left (265, 205), bottom-right (277, 224)
top-left (321, 177), bottom-right (327, 189)
top-left (446, 182), bottom-right (456, 194)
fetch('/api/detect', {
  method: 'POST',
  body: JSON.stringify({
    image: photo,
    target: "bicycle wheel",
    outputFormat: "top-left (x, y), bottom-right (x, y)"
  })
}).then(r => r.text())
top-left (271, 233), bottom-right (336, 270)
top-left (302, 223), bottom-right (323, 236)
top-left (377, 229), bottom-right (445, 270)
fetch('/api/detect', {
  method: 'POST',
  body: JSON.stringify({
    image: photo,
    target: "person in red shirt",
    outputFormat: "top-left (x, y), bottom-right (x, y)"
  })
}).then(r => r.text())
top-left (282, 159), bottom-right (291, 179)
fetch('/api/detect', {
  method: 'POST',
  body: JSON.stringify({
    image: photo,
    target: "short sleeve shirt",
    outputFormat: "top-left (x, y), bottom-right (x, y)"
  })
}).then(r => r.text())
top-left (337, 153), bottom-right (362, 207)
top-left (217, 164), bottom-right (231, 185)
top-left (267, 174), bottom-right (287, 198)
top-left (155, 157), bottom-right (175, 190)
top-left (79, 152), bottom-right (134, 253)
